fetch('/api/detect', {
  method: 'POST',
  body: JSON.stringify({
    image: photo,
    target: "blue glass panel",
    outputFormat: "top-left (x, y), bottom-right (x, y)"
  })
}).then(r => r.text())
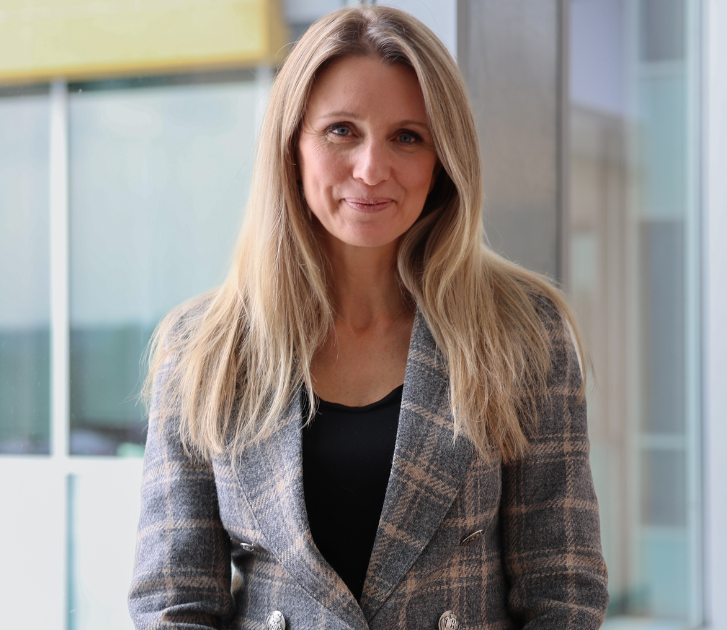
top-left (0, 89), bottom-right (50, 454)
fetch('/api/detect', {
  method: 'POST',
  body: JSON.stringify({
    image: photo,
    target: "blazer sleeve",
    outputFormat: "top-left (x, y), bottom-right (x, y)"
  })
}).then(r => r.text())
top-left (500, 301), bottom-right (609, 629)
top-left (128, 354), bottom-right (234, 630)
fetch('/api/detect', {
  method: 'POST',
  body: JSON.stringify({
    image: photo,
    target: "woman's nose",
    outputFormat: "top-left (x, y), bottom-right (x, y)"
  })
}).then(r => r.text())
top-left (352, 139), bottom-right (391, 186)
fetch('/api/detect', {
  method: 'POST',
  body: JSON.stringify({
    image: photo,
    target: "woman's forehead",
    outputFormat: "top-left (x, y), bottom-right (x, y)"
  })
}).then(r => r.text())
top-left (305, 56), bottom-right (427, 124)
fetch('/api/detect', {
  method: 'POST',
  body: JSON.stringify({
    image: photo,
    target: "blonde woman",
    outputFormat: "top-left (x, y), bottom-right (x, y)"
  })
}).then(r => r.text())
top-left (129, 6), bottom-right (608, 630)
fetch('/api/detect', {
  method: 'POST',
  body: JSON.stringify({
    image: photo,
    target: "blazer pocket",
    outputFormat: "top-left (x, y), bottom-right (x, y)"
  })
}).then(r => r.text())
top-left (408, 523), bottom-right (490, 582)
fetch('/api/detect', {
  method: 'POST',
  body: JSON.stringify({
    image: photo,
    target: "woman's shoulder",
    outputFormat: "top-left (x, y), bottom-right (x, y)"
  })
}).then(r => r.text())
top-left (487, 258), bottom-right (583, 367)
top-left (154, 289), bottom-right (231, 352)
top-left (146, 289), bottom-right (223, 386)
top-left (514, 274), bottom-right (584, 379)
top-left (488, 258), bottom-right (567, 323)
top-left (165, 289), bottom-right (219, 330)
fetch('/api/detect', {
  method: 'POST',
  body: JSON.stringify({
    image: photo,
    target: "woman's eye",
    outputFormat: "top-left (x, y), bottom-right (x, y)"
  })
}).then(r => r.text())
top-left (398, 132), bottom-right (420, 144)
top-left (328, 125), bottom-right (351, 137)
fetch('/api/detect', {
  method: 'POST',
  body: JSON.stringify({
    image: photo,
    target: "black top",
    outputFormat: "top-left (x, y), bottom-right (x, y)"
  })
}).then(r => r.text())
top-left (301, 385), bottom-right (402, 601)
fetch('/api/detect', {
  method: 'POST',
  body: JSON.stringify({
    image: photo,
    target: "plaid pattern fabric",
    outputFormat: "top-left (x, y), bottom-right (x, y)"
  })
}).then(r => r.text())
top-left (129, 302), bottom-right (608, 629)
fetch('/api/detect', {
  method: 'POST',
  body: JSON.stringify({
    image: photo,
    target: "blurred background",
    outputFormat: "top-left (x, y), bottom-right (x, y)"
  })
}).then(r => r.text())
top-left (0, 0), bottom-right (725, 628)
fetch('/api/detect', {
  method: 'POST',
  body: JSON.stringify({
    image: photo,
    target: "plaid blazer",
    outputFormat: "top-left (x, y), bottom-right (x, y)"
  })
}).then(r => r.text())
top-left (129, 301), bottom-right (609, 629)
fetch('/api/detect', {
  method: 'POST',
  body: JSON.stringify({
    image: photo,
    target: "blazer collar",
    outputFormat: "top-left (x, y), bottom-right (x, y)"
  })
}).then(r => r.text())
top-left (232, 309), bottom-right (475, 627)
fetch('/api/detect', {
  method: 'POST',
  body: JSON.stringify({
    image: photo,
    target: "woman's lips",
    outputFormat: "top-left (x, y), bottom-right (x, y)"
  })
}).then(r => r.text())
top-left (344, 198), bottom-right (394, 212)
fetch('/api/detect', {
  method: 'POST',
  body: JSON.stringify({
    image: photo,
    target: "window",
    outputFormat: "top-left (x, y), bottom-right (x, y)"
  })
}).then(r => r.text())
top-left (0, 87), bottom-right (51, 454)
top-left (570, 0), bottom-right (702, 625)
top-left (0, 71), bottom-right (268, 629)
top-left (67, 74), bottom-right (259, 456)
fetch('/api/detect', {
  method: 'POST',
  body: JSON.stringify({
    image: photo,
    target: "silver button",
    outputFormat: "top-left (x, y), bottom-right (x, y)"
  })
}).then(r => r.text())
top-left (239, 541), bottom-right (256, 552)
top-left (438, 610), bottom-right (459, 630)
top-left (460, 529), bottom-right (484, 546)
top-left (266, 610), bottom-right (286, 630)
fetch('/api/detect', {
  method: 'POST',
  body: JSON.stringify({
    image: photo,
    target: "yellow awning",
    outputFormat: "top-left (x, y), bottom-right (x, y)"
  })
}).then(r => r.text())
top-left (0, 0), bottom-right (289, 83)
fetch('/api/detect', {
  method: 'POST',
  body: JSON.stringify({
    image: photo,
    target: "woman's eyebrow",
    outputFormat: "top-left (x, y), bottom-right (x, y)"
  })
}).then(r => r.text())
top-left (315, 111), bottom-right (430, 129)
top-left (316, 110), bottom-right (360, 121)
top-left (395, 119), bottom-right (430, 130)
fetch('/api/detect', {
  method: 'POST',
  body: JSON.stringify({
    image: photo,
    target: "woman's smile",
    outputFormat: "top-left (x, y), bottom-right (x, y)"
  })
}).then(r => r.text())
top-left (343, 197), bottom-right (394, 212)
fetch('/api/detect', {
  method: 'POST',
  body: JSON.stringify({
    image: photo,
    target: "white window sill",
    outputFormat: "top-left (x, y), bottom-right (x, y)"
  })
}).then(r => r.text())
top-left (603, 618), bottom-right (691, 630)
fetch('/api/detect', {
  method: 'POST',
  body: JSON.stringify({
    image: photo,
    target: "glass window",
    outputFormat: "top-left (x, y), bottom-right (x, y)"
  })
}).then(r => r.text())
top-left (67, 74), bottom-right (260, 456)
top-left (0, 88), bottom-right (51, 454)
top-left (569, 0), bottom-right (701, 625)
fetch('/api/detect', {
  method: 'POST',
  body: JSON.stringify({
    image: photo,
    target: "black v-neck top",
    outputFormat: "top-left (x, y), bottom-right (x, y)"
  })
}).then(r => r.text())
top-left (301, 385), bottom-right (402, 601)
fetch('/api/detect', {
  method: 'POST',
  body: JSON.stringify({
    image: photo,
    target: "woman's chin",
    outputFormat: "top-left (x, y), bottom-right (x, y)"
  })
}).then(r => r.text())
top-left (327, 231), bottom-right (404, 253)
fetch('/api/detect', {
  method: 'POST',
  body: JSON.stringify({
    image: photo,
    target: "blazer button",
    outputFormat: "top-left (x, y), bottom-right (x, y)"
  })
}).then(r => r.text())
top-left (438, 610), bottom-right (459, 630)
top-left (266, 610), bottom-right (286, 630)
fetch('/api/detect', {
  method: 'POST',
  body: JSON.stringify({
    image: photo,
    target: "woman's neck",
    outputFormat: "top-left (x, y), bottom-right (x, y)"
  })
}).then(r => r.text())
top-left (324, 237), bottom-right (412, 330)
top-left (311, 235), bottom-right (415, 406)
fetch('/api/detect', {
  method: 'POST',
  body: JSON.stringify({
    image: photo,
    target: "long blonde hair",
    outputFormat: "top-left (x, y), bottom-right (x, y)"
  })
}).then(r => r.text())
top-left (144, 6), bottom-right (584, 463)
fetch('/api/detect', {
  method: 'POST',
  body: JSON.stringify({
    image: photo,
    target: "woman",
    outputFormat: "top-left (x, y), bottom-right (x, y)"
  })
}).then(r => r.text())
top-left (129, 6), bottom-right (608, 630)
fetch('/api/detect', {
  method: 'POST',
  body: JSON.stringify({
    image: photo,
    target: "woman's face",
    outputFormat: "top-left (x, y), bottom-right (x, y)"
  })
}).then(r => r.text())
top-left (297, 55), bottom-right (439, 255)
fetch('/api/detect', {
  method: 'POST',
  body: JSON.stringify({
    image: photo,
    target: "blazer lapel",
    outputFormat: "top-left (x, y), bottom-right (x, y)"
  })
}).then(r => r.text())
top-left (231, 310), bottom-right (474, 627)
top-left (359, 310), bottom-right (476, 621)
top-left (232, 393), bottom-right (368, 630)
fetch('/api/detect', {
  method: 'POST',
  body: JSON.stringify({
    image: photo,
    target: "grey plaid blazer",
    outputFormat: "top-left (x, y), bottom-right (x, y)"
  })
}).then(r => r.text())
top-left (129, 302), bottom-right (609, 629)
